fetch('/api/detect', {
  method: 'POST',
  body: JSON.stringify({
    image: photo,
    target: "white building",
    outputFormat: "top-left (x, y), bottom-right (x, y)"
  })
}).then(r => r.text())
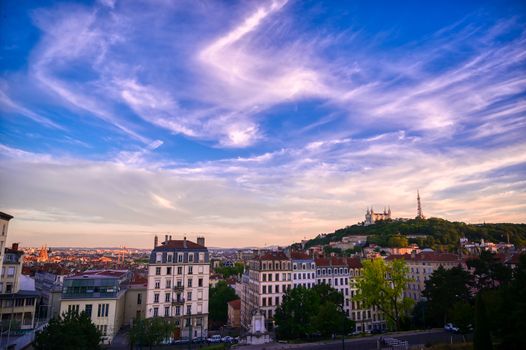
top-left (146, 236), bottom-right (209, 340)
top-left (0, 212), bottom-right (13, 290)
top-left (314, 257), bottom-right (351, 316)
top-left (290, 251), bottom-right (316, 289)
top-left (240, 251), bottom-right (292, 330)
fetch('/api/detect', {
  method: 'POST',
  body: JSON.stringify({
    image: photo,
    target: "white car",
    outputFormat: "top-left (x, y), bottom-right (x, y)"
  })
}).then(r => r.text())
top-left (444, 323), bottom-right (459, 332)
top-left (222, 336), bottom-right (233, 343)
top-left (207, 335), bottom-right (222, 343)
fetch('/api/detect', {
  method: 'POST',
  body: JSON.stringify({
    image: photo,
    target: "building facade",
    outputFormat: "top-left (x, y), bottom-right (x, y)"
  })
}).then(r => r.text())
top-left (291, 252), bottom-right (316, 289)
top-left (365, 207), bottom-right (391, 226)
top-left (0, 243), bottom-right (38, 330)
top-left (241, 251), bottom-right (292, 330)
top-left (314, 257), bottom-right (351, 315)
top-left (386, 251), bottom-right (464, 302)
top-left (146, 236), bottom-right (209, 339)
top-left (0, 212), bottom-right (14, 291)
top-left (59, 270), bottom-right (131, 344)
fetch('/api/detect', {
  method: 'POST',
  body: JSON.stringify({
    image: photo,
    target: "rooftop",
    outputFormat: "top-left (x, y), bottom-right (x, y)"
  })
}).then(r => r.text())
top-left (68, 269), bottom-right (129, 280)
top-left (386, 251), bottom-right (462, 263)
top-left (256, 251), bottom-right (289, 261)
top-left (155, 239), bottom-right (206, 250)
top-left (0, 211), bottom-right (13, 221)
top-left (290, 251), bottom-right (311, 260)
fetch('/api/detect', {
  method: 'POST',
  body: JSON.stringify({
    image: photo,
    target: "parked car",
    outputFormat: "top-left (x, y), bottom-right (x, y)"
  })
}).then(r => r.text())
top-left (173, 337), bottom-right (190, 344)
top-left (222, 336), bottom-right (234, 343)
top-left (444, 323), bottom-right (459, 333)
top-left (207, 335), bottom-right (222, 343)
top-left (193, 336), bottom-right (206, 343)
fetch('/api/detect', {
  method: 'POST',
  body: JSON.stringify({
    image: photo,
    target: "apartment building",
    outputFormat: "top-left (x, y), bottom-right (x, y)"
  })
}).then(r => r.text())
top-left (0, 212), bottom-right (13, 292)
top-left (123, 275), bottom-right (147, 325)
top-left (291, 251), bottom-right (316, 289)
top-left (0, 243), bottom-right (38, 330)
top-left (146, 236), bottom-right (209, 339)
top-left (59, 270), bottom-right (131, 344)
top-left (386, 251), bottom-right (464, 302)
top-left (347, 257), bottom-right (386, 333)
top-left (315, 257), bottom-right (351, 315)
top-left (241, 251), bottom-right (292, 330)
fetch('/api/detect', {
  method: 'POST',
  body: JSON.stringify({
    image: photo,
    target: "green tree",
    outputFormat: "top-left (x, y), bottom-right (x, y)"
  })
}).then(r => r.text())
top-left (356, 258), bottom-right (414, 330)
top-left (474, 293), bottom-right (493, 350)
top-left (274, 284), bottom-right (354, 340)
top-left (422, 266), bottom-right (473, 326)
top-left (128, 317), bottom-right (175, 350)
top-left (387, 235), bottom-right (409, 248)
top-left (214, 262), bottom-right (245, 278)
top-left (449, 301), bottom-right (474, 341)
top-left (209, 280), bottom-right (238, 329)
top-left (33, 311), bottom-right (102, 350)
top-left (467, 251), bottom-right (512, 290)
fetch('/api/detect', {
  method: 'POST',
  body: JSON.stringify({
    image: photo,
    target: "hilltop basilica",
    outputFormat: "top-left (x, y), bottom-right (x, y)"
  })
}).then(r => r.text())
top-left (364, 190), bottom-right (425, 226)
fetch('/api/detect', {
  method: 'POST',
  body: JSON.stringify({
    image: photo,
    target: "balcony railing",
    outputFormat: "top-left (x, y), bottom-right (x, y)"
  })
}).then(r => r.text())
top-left (172, 299), bottom-right (185, 306)
top-left (173, 285), bottom-right (184, 292)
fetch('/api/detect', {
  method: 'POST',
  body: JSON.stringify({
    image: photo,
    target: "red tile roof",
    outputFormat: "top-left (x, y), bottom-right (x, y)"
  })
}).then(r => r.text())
top-left (256, 251), bottom-right (289, 261)
top-left (228, 299), bottom-right (241, 309)
top-left (315, 256), bottom-right (348, 267)
top-left (347, 257), bottom-right (363, 269)
top-left (290, 251), bottom-right (311, 260)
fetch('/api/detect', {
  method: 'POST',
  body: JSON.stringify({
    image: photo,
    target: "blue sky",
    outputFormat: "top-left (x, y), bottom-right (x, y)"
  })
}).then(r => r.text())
top-left (1, 0), bottom-right (525, 248)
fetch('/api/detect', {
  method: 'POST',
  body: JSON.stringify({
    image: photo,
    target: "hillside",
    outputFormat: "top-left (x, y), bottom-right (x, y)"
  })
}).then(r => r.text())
top-left (302, 218), bottom-right (526, 251)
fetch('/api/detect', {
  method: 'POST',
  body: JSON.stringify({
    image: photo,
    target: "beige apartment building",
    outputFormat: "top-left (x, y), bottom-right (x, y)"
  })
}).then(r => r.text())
top-left (0, 243), bottom-right (38, 330)
top-left (59, 270), bottom-right (132, 344)
top-left (240, 251), bottom-right (292, 330)
top-left (386, 251), bottom-right (464, 301)
top-left (146, 236), bottom-right (210, 339)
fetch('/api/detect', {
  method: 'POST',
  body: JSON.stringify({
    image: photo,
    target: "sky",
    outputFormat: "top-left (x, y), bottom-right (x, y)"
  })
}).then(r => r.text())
top-left (1, 0), bottom-right (525, 248)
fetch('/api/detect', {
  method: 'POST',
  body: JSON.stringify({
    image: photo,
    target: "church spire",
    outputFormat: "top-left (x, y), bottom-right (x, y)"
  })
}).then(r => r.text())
top-left (417, 189), bottom-right (425, 219)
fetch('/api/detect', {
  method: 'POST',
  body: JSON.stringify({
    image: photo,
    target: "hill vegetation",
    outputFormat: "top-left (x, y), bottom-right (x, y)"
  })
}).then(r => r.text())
top-left (303, 218), bottom-right (526, 251)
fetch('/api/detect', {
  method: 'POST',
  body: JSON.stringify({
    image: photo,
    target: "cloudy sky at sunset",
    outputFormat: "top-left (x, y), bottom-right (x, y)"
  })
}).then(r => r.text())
top-left (1, 0), bottom-right (525, 248)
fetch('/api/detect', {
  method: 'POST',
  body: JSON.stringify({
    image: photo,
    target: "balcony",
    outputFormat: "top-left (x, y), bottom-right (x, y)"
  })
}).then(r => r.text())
top-left (173, 285), bottom-right (184, 292)
top-left (172, 298), bottom-right (185, 306)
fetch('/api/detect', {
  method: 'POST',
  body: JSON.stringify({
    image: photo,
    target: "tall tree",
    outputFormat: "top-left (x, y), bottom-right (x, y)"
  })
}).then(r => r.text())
top-left (209, 280), bottom-right (238, 329)
top-left (274, 284), bottom-right (354, 339)
top-left (474, 293), bottom-right (493, 350)
top-left (128, 317), bottom-right (176, 350)
top-left (356, 258), bottom-right (414, 330)
top-left (33, 311), bottom-right (102, 350)
top-left (422, 266), bottom-right (473, 325)
top-left (467, 251), bottom-right (512, 290)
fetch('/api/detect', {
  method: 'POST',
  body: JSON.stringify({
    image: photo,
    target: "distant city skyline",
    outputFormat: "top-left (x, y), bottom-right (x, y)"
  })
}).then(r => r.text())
top-left (1, 0), bottom-right (525, 248)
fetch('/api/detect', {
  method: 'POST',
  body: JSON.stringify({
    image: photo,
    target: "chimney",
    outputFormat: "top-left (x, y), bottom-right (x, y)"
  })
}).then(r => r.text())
top-left (183, 236), bottom-right (187, 248)
top-left (169, 235), bottom-right (172, 241)
top-left (165, 235), bottom-right (168, 243)
top-left (12, 243), bottom-right (19, 251)
top-left (197, 236), bottom-right (205, 247)
top-left (154, 235), bottom-right (158, 248)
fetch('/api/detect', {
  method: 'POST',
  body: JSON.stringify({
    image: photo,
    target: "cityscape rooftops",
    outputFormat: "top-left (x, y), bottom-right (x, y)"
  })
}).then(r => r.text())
top-left (255, 251), bottom-right (289, 261)
top-left (315, 256), bottom-right (348, 267)
top-left (386, 251), bottom-right (462, 263)
top-left (154, 239), bottom-right (206, 251)
top-left (290, 251), bottom-right (312, 260)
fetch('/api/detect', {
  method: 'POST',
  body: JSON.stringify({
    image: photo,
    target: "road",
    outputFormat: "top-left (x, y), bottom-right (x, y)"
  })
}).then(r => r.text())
top-left (108, 329), bottom-right (467, 350)
top-left (240, 329), bottom-right (467, 350)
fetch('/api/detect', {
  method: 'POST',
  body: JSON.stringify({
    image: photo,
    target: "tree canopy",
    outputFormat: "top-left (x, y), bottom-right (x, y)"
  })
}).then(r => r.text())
top-left (303, 218), bottom-right (526, 251)
top-left (209, 280), bottom-right (238, 329)
top-left (129, 317), bottom-right (176, 349)
top-left (33, 311), bottom-right (102, 350)
top-left (356, 258), bottom-right (414, 331)
top-left (274, 284), bottom-right (354, 339)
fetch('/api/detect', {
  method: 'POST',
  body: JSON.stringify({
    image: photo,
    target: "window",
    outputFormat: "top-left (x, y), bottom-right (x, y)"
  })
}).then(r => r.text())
top-left (167, 254), bottom-right (173, 262)
top-left (189, 254), bottom-right (194, 262)
top-left (156, 253), bottom-right (162, 263)
top-left (262, 274), bottom-right (267, 282)
top-left (85, 304), bottom-right (92, 317)
top-left (199, 253), bottom-right (204, 262)
top-left (176, 306), bottom-right (181, 315)
top-left (137, 293), bottom-right (142, 305)
top-left (7, 267), bottom-right (15, 277)
top-left (188, 266), bottom-right (193, 274)
top-left (293, 264), bottom-right (297, 270)
top-left (198, 278), bottom-right (203, 287)
top-left (178, 254), bottom-right (183, 263)
top-left (153, 307), bottom-right (159, 317)
top-left (165, 293), bottom-right (170, 302)
top-left (262, 285), bottom-right (267, 294)
top-left (187, 292), bottom-right (192, 301)
top-left (177, 267), bottom-right (183, 274)
top-left (97, 303), bottom-right (109, 317)
top-left (15, 298), bottom-right (24, 307)
top-left (262, 298), bottom-right (267, 306)
top-left (166, 279), bottom-right (171, 288)
top-left (155, 267), bottom-right (161, 275)
top-left (188, 278), bottom-right (193, 287)
top-left (268, 274), bottom-right (272, 282)
top-left (275, 273), bottom-right (279, 281)
top-left (155, 280), bottom-right (160, 289)
top-left (186, 305), bottom-right (192, 315)
top-left (154, 293), bottom-right (160, 303)
top-left (268, 285), bottom-right (272, 293)
top-left (167, 267), bottom-right (172, 275)
top-left (68, 304), bottom-right (79, 314)
top-left (164, 306), bottom-right (170, 317)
